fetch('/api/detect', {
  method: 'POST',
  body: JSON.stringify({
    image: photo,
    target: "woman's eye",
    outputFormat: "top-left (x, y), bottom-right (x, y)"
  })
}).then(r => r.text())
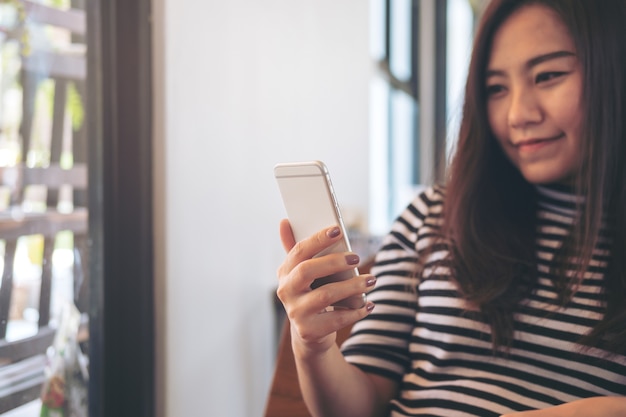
top-left (536, 72), bottom-right (566, 83)
top-left (486, 84), bottom-right (505, 96)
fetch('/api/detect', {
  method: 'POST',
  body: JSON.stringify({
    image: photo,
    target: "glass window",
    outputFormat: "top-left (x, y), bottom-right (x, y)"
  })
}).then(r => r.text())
top-left (389, 0), bottom-right (413, 82)
top-left (368, 0), bottom-right (421, 234)
top-left (446, 0), bottom-right (477, 158)
top-left (369, 0), bottom-right (481, 233)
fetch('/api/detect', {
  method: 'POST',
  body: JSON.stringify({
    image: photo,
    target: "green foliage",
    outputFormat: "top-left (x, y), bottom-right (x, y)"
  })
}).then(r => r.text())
top-left (47, 0), bottom-right (71, 8)
top-left (39, 79), bottom-right (85, 134)
top-left (67, 82), bottom-right (84, 131)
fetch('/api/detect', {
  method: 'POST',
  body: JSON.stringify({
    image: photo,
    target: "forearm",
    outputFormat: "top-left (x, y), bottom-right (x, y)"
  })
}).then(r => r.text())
top-left (555, 397), bottom-right (626, 417)
top-left (501, 396), bottom-right (626, 417)
top-left (294, 339), bottom-right (391, 417)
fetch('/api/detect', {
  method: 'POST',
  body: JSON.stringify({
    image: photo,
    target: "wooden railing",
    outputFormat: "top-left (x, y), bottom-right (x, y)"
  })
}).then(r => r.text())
top-left (0, 1), bottom-right (88, 413)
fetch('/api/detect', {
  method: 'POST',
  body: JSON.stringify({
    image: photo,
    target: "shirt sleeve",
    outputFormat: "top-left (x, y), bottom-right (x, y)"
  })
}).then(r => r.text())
top-left (340, 185), bottom-right (444, 382)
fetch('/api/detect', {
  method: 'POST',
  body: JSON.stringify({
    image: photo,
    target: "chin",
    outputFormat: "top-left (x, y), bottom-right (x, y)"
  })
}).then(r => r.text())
top-left (519, 168), bottom-right (575, 185)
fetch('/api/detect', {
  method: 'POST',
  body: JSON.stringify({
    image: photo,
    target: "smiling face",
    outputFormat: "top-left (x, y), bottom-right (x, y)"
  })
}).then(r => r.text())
top-left (486, 4), bottom-right (584, 184)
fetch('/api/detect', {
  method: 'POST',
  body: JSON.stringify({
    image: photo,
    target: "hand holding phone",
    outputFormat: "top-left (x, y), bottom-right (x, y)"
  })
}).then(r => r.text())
top-left (274, 161), bottom-right (366, 309)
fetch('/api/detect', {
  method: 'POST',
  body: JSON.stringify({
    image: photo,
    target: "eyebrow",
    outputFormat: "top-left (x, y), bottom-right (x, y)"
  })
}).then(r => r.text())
top-left (486, 50), bottom-right (576, 78)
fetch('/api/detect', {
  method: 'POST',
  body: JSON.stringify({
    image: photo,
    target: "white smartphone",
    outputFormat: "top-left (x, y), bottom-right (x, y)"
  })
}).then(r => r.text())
top-left (274, 160), bottom-right (365, 309)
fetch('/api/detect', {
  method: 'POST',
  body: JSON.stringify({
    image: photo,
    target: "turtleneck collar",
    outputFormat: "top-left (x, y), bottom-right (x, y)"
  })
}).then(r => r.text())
top-left (534, 183), bottom-right (585, 218)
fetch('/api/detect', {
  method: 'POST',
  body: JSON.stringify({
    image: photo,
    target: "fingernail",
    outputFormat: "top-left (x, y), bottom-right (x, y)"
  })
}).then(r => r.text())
top-left (366, 276), bottom-right (377, 287)
top-left (365, 302), bottom-right (375, 313)
top-left (327, 227), bottom-right (340, 238)
top-left (345, 254), bottom-right (360, 265)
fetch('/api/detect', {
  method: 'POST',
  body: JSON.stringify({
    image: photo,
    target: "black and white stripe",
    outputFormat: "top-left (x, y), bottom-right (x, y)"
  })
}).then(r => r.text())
top-left (341, 185), bottom-right (626, 417)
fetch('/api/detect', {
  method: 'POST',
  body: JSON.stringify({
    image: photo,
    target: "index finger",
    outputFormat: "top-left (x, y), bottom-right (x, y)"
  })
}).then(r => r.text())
top-left (280, 222), bottom-right (344, 271)
top-left (279, 218), bottom-right (296, 252)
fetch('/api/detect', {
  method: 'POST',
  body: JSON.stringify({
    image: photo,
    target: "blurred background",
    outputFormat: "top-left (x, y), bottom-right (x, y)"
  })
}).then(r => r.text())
top-left (0, 0), bottom-right (489, 416)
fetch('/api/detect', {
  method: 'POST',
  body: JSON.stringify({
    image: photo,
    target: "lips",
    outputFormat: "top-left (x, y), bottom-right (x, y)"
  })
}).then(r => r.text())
top-left (512, 133), bottom-right (564, 152)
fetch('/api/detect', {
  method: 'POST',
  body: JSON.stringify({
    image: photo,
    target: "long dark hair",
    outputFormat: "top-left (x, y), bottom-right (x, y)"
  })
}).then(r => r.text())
top-left (444, 0), bottom-right (626, 353)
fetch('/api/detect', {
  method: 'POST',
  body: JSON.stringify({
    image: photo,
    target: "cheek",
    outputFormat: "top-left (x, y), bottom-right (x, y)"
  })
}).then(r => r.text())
top-left (555, 96), bottom-right (584, 160)
top-left (487, 102), bottom-right (507, 143)
top-left (555, 77), bottom-right (584, 132)
top-left (556, 96), bottom-right (582, 128)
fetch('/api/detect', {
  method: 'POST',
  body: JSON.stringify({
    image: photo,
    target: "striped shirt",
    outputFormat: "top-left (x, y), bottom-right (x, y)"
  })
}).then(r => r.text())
top-left (341, 185), bottom-right (626, 417)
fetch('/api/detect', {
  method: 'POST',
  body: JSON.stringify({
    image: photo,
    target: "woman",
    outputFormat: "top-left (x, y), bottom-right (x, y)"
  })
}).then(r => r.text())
top-left (276, 1), bottom-right (626, 416)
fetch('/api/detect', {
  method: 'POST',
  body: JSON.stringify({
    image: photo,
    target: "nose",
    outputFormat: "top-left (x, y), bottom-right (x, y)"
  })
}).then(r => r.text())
top-left (508, 86), bottom-right (542, 129)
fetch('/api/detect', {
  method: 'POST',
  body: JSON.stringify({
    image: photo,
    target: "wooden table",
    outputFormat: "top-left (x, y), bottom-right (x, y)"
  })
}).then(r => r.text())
top-left (264, 259), bottom-right (373, 417)
top-left (263, 319), bottom-right (354, 417)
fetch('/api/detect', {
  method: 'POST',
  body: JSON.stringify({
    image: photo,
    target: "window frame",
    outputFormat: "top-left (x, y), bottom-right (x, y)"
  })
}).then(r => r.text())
top-left (87, 0), bottom-right (155, 416)
top-left (369, 0), bottom-right (447, 233)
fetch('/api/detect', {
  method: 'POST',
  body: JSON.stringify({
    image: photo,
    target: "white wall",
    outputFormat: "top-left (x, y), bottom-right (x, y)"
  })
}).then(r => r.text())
top-left (153, 1), bottom-right (370, 416)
